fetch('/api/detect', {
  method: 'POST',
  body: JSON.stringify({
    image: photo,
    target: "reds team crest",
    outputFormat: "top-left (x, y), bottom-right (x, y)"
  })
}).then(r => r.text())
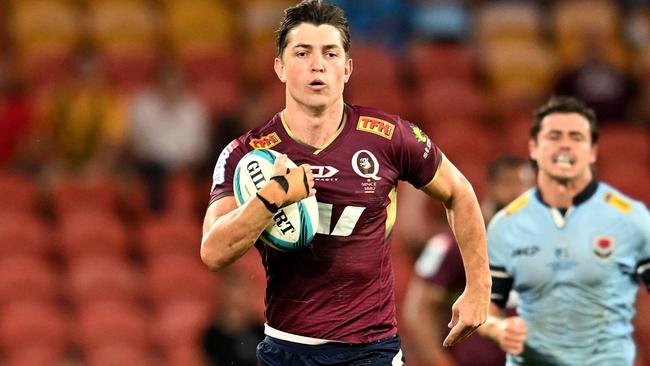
top-left (592, 236), bottom-right (616, 261)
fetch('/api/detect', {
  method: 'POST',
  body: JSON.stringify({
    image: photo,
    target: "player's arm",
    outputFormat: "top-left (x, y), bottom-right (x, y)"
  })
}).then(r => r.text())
top-left (420, 156), bottom-right (491, 347)
top-left (478, 303), bottom-right (527, 355)
top-left (201, 155), bottom-right (315, 271)
top-left (403, 278), bottom-right (457, 366)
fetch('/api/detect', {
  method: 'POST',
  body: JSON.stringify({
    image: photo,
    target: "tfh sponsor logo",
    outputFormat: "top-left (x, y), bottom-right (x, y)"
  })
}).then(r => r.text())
top-left (356, 116), bottom-right (395, 140)
top-left (249, 132), bottom-right (281, 149)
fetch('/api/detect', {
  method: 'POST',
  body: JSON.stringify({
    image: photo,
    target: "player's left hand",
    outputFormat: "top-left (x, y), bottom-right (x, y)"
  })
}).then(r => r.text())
top-left (442, 285), bottom-right (490, 347)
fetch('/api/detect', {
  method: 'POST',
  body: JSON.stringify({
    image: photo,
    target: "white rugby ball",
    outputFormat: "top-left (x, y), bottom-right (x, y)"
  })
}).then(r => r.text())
top-left (233, 149), bottom-right (318, 251)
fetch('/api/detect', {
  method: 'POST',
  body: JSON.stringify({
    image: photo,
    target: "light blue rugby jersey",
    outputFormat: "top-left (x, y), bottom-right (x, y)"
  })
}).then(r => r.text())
top-left (487, 181), bottom-right (650, 366)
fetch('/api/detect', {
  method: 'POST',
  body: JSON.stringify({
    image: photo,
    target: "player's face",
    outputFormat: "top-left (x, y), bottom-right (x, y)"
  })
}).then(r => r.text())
top-left (529, 113), bottom-right (597, 183)
top-left (274, 23), bottom-right (352, 111)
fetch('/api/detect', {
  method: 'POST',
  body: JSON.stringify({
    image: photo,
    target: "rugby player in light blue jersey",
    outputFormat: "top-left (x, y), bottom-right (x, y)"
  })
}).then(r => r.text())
top-left (478, 96), bottom-right (650, 366)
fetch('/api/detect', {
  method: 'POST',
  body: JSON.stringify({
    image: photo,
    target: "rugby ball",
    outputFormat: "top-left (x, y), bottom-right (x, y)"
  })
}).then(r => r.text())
top-left (233, 149), bottom-right (318, 251)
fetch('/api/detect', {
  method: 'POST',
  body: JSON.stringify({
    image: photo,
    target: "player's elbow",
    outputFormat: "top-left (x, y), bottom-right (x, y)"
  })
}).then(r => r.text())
top-left (200, 240), bottom-right (229, 271)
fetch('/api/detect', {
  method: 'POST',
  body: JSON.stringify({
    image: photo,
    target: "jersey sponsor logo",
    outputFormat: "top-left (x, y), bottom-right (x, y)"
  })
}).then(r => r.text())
top-left (212, 140), bottom-right (240, 188)
top-left (316, 202), bottom-right (365, 236)
top-left (512, 245), bottom-right (540, 258)
top-left (356, 116), bottom-right (395, 140)
top-left (604, 192), bottom-right (632, 213)
top-left (505, 194), bottom-right (529, 216)
top-left (592, 236), bottom-right (616, 261)
top-left (249, 132), bottom-right (281, 149)
top-left (311, 166), bottom-right (339, 181)
top-left (410, 124), bottom-right (432, 158)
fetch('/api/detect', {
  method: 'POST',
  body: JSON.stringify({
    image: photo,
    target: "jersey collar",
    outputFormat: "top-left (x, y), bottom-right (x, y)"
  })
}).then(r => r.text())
top-left (535, 179), bottom-right (599, 209)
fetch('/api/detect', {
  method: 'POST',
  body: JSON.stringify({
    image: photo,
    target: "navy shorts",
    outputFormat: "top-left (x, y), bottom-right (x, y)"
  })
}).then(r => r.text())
top-left (257, 335), bottom-right (405, 366)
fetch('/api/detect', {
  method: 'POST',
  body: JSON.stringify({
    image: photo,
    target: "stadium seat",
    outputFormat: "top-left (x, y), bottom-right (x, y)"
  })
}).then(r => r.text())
top-left (56, 211), bottom-right (129, 261)
top-left (65, 256), bottom-right (142, 307)
top-left (51, 176), bottom-right (119, 216)
top-left (552, 0), bottom-right (619, 41)
top-left (137, 215), bottom-right (201, 260)
top-left (0, 173), bottom-right (39, 214)
top-left (150, 298), bottom-right (213, 349)
top-left (75, 300), bottom-right (149, 351)
top-left (160, 344), bottom-right (205, 366)
top-left (596, 125), bottom-right (649, 165)
top-left (162, 0), bottom-right (235, 56)
top-left (414, 79), bottom-right (485, 124)
top-left (0, 301), bottom-right (68, 354)
top-left (408, 42), bottom-right (475, 83)
top-left (4, 345), bottom-right (69, 366)
top-left (475, 2), bottom-right (542, 43)
top-left (85, 344), bottom-right (155, 366)
top-left (0, 212), bottom-right (50, 258)
top-left (0, 255), bottom-right (59, 305)
top-left (144, 255), bottom-right (217, 306)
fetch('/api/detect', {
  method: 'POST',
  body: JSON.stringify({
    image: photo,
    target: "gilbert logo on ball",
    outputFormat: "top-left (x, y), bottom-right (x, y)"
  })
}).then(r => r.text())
top-left (233, 149), bottom-right (319, 251)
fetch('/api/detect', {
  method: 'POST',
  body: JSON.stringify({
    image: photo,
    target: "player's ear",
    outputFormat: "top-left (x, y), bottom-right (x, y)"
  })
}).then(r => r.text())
top-left (590, 144), bottom-right (598, 164)
top-left (344, 57), bottom-right (353, 83)
top-left (274, 57), bottom-right (286, 83)
top-left (528, 138), bottom-right (538, 161)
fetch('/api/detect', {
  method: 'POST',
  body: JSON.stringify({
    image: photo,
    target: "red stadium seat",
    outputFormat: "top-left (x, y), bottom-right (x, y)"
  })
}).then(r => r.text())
top-left (597, 125), bottom-right (649, 165)
top-left (0, 173), bottom-right (38, 214)
top-left (137, 215), bottom-right (201, 260)
top-left (51, 176), bottom-right (119, 216)
top-left (144, 255), bottom-right (217, 306)
top-left (0, 213), bottom-right (51, 258)
top-left (0, 301), bottom-right (68, 354)
top-left (415, 79), bottom-right (485, 124)
top-left (160, 344), bottom-right (205, 366)
top-left (56, 211), bottom-right (129, 260)
top-left (0, 255), bottom-right (59, 305)
top-left (65, 256), bottom-right (142, 307)
top-left (408, 42), bottom-right (475, 83)
top-left (150, 298), bottom-right (213, 349)
top-left (75, 301), bottom-right (149, 351)
top-left (85, 344), bottom-right (155, 366)
top-left (4, 345), bottom-right (69, 366)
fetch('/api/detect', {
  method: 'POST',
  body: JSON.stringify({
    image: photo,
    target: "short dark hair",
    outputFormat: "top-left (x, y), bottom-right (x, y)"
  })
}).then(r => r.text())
top-left (531, 96), bottom-right (599, 144)
top-left (487, 155), bottom-right (529, 183)
top-left (276, 0), bottom-right (351, 58)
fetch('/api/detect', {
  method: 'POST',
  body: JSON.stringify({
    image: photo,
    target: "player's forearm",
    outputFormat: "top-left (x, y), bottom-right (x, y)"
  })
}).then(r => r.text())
top-left (445, 184), bottom-right (490, 290)
top-left (200, 198), bottom-right (273, 271)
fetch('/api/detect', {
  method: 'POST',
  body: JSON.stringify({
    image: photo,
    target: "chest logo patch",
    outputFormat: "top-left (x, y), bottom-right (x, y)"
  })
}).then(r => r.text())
top-left (250, 132), bottom-right (281, 150)
top-left (357, 116), bottom-right (395, 140)
top-left (352, 150), bottom-right (381, 181)
top-left (592, 236), bottom-right (616, 261)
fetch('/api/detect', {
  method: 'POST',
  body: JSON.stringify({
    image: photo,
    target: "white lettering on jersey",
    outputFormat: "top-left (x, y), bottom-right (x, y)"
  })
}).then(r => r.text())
top-left (212, 141), bottom-right (239, 190)
top-left (316, 202), bottom-right (365, 236)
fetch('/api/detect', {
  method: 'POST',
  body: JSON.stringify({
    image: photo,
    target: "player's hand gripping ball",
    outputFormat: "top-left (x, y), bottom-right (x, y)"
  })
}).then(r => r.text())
top-left (233, 149), bottom-right (319, 251)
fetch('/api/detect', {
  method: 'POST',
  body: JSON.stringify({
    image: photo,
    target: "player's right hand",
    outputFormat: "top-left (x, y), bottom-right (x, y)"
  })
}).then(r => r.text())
top-left (259, 154), bottom-right (316, 207)
top-left (497, 316), bottom-right (527, 355)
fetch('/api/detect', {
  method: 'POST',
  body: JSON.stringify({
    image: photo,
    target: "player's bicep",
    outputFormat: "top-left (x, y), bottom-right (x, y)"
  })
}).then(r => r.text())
top-left (420, 155), bottom-right (472, 205)
top-left (202, 196), bottom-right (238, 237)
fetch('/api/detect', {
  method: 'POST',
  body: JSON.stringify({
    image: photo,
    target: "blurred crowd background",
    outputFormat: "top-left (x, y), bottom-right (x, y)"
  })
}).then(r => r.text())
top-left (0, 0), bottom-right (649, 365)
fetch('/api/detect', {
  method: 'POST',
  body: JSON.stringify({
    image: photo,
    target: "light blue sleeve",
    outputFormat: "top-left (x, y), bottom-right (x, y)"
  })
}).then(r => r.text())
top-left (487, 213), bottom-right (511, 272)
top-left (632, 202), bottom-right (650, 291)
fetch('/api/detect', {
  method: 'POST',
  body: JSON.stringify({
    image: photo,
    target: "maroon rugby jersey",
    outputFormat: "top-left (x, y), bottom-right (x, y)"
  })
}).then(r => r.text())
top-left (210, 104), bottom-right (442, 343)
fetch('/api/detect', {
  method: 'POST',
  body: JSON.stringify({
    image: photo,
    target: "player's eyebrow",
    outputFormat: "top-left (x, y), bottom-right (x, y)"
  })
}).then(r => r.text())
top-left (293, 43), bottom-right (342, 51)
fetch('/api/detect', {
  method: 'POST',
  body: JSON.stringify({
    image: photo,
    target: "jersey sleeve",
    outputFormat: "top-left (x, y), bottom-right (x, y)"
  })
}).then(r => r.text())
top-left (414, 234), bottom-right (465, 291)
top-left (633, 203), bottom-right (650, 292)
top-left (209, 139), bottom-right (246, 205)
top-left (393, 119), bottom-right (442, 188)
top-left (487, 214), bottom-right (514, 308)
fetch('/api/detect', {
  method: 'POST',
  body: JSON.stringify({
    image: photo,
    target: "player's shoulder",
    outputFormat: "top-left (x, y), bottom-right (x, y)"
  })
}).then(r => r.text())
top-left (349, 104), bottom-right (415, 142)
top-left (596, 181), bottom-right (649, 218)
top-left (238, 113), bottom-right (284, 151)
top-left (492, 190), bottom-right (536, 223)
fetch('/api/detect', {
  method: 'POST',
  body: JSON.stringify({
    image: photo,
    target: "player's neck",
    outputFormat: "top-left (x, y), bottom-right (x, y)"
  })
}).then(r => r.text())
top-left (283, 99), bottom-right (346, 148)
top-left (537, 172), bottom-right (593, 208)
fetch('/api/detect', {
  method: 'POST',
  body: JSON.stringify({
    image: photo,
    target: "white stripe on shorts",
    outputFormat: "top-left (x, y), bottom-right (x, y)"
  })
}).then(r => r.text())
top-left (392, 349), bottom-right (404, 366)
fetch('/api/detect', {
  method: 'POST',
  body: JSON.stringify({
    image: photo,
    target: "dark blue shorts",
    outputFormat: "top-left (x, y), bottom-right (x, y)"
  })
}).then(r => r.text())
top-left (257, 335), bottom-right (405, 366)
